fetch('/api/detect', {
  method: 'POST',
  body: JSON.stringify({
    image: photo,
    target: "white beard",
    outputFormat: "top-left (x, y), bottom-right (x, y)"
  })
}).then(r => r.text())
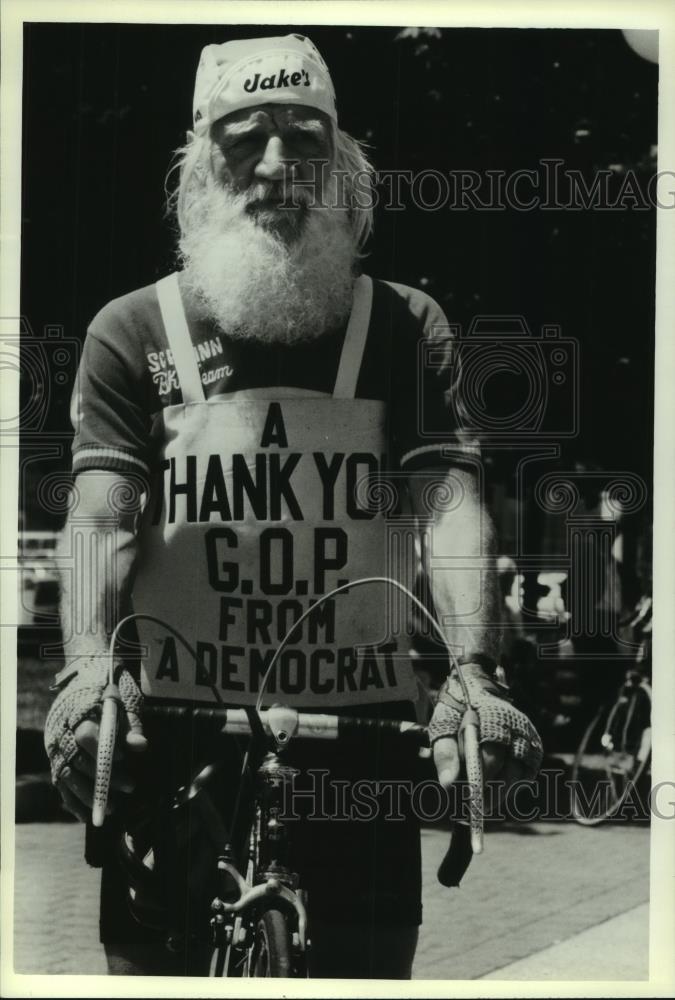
top-left (178, 179), bottom-right (358, 345)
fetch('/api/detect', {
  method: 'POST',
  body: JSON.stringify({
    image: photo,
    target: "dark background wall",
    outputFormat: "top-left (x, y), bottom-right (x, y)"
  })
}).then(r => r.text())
top-left (20, 23), bottom-right (657, 529)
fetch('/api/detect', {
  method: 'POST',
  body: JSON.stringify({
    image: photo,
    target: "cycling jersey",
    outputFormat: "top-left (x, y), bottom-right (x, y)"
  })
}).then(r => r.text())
top-left (72, 274), bottom-right (473, 478)
top-left (71, 273), bottom-right (477, 708)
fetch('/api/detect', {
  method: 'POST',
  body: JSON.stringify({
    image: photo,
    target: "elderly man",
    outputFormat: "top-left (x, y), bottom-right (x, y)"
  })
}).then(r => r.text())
top-left (44, 33), bottom-right (542, 978)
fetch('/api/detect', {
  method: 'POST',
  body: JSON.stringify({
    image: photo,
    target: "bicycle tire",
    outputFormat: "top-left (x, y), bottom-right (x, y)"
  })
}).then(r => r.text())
top-left (570, 684), bottom-right (651, 826)
top-left (250, 906), bottom-right (295, 977)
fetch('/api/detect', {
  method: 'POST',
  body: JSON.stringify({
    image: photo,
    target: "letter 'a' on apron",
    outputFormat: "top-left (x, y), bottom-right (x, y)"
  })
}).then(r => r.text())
top-left (132, 272), bottom-right (418, 708)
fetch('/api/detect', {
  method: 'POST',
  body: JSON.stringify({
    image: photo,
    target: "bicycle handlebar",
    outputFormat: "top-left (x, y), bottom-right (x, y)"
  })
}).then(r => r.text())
top-left (92, 703), bottom-right (429, 827)
top-left (93, 700), bottom-right (483, 887)
top-left (142, 703), bottom-right (430, 743)
top-left (93, 590), bottom-right (486, 874)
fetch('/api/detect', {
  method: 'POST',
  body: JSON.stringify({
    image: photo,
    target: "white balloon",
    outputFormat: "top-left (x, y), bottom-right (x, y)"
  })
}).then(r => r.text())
top-left (622, 29), bottom-right (659, 64)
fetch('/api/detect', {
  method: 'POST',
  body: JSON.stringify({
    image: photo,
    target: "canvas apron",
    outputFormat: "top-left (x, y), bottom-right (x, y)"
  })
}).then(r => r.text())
top-left (133, 273), bottom-right (417, 707)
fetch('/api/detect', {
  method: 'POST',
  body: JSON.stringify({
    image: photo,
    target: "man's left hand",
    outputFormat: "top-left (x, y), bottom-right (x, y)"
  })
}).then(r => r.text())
top-left (428, 664), bottom-right (543, 792)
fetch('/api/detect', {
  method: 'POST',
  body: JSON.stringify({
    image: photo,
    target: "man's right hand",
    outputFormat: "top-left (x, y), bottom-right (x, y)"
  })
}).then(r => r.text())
top-left (43, 656), bottom-right (148, 822)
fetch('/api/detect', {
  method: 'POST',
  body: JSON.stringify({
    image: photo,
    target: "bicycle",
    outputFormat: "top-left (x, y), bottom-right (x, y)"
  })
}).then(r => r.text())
top-left (90, 577), bottom-right (487, 977)
top-left (570, 598), bottom-right (652, 826)
top-left (131, 702), bottom-right (439, 976)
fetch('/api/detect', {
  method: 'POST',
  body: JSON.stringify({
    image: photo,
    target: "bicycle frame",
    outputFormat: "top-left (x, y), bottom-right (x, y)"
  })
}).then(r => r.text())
top-left (142, 702), bottom-right (435, 975)
top-left (210, 737), bottom-right (310, 974)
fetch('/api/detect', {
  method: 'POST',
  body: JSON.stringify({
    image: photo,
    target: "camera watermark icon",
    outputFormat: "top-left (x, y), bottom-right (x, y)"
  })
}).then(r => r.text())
top-left (419, 315), bottom-right (579, 442)
top-left (0, 316), bottom-right (80, 436)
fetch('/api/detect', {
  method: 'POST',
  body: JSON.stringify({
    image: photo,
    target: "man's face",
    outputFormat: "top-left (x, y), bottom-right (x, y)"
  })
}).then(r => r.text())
top-left (180, 102), bottom-right (355, 345)
top-left (209, 103), bottom-right (334, 241)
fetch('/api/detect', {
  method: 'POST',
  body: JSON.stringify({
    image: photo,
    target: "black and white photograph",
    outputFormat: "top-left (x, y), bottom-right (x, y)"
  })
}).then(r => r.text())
top-left (2, 0), bottom-right (674, 993)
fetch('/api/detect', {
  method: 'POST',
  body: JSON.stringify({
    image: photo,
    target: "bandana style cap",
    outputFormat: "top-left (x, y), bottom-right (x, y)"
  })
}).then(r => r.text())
top-left (193, 33), bottom-right (337, 133)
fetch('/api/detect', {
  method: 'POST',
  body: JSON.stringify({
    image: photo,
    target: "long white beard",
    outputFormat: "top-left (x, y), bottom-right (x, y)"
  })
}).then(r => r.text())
top-left (179, 180), bottom-right (358, 345)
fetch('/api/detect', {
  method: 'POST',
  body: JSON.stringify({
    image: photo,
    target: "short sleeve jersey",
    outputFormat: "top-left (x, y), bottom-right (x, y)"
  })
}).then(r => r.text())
top-left (71, 275), bottom-right (478, 479)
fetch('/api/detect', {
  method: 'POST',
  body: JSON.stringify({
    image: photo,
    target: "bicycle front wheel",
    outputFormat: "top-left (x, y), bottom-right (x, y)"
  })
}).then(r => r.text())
top-left (570, 685), bottom-right (651, 826)
top-left (250, 907), bottom-right (295, 977)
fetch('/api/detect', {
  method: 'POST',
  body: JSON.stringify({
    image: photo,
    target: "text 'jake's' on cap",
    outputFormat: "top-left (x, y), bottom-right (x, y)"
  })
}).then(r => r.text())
top-left (192, 33), bottom-right (338, 133)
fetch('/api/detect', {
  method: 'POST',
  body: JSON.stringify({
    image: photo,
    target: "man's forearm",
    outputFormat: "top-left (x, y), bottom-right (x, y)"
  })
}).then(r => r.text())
top-left (58, 471), bottom-right (141, 660)
top-left (46, 476), bottom-right (146, 807)
top-left (410, 467), bottom-right (502, 666)
top-left (58, 521), bottom-right (138, 659)
top-left (425, 503), bottom-right (502, 664)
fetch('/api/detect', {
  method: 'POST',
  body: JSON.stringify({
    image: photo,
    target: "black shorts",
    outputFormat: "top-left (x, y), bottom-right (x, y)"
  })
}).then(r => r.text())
top-left (91, 702), bottom-right (426, 947)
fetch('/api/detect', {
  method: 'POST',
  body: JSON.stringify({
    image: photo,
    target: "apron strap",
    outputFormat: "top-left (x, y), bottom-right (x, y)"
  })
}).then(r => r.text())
top-left (332, 275), bottom-right (373, 399)
top-left (155, 273), bottom-right (205, 405)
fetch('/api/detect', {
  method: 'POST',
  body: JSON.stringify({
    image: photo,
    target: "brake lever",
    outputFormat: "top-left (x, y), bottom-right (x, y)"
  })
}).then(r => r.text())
top-left (437, 822), bottom-right (473, 888)
top-left (435, 705), bottom-right (484, 888)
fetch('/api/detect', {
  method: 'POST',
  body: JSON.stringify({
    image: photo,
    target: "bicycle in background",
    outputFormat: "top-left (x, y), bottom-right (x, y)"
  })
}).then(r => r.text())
top-left (570, 597), bottom-right (652, 826)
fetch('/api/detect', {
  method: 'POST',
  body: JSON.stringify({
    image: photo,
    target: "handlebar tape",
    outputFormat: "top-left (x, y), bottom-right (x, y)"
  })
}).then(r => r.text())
top-left (141, 704), bottom-right (428, 743)
top-left (92, 684), bottom-right (120, 828)
top-left (460, 707), bottom-right (485, 855)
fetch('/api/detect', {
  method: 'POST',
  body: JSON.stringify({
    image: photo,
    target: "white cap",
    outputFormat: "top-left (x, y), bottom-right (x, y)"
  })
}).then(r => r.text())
top-left (192, 33), bottom-right (337, 133)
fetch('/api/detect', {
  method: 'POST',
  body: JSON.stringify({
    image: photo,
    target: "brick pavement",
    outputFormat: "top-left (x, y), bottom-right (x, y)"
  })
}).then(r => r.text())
top-left (480, 904), bottom-right (649, 980)
top-left (13, 823), bottom-right (106, 976)
top-left (11, 820), bottom-right (650, 980)
top-left (412, 821), bottom-right (649, 979)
